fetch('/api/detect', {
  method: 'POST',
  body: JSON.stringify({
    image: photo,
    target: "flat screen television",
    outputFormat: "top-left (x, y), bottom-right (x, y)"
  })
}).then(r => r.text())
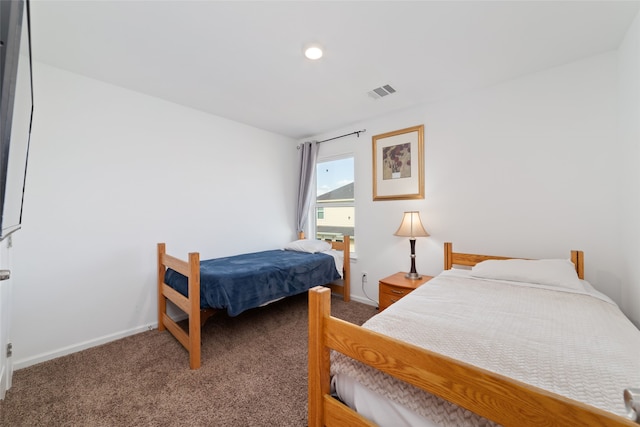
top-left (0, 0), bottom-right (34, 240)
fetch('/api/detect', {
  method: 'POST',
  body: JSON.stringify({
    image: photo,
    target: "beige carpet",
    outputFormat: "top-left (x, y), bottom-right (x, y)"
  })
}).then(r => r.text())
top-left (0, 292), bottom-right (377, 426)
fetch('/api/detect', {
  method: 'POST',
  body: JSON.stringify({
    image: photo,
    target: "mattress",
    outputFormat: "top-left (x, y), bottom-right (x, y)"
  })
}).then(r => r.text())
top-left (165, 248), bottom-right (341, 316)
top-left (331, 269), bottom-right (640, 426)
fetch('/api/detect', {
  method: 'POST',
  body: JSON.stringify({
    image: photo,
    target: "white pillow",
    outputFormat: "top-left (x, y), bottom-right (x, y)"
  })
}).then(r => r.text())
top-left (284, 239), bottom-right (332, 254)
top-left (470, 258), bottom-right (583, 291)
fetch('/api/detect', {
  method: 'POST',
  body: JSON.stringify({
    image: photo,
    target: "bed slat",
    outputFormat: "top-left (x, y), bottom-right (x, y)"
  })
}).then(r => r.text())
top-left (323, 395), bottom-right (376, 427)
top-left (161, 313), bottom-right (190, 350)
top-left (452, 252), bottom-right (513, 266)
top-left (161, 253), bottom-right (191, 277)
top-left (161, 283), bottom-right (191, 314)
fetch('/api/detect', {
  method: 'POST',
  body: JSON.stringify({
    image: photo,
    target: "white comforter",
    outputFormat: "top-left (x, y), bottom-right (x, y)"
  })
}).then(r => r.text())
top-left (331, 270), bottom-right (640, 426)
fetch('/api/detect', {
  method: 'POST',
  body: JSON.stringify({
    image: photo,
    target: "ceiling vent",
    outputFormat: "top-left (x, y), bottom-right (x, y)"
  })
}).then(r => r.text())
top-left (368, 84), bottom-right (396, 100)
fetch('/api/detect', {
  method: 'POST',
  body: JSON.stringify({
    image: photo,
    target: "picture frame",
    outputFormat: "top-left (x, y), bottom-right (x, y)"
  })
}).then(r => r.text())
top-left (372, 124), bottom-right (424, 201)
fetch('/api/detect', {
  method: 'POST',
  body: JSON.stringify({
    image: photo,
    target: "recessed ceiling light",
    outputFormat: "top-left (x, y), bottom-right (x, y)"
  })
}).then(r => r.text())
top-left (304, 44), bottom-right (323, 60)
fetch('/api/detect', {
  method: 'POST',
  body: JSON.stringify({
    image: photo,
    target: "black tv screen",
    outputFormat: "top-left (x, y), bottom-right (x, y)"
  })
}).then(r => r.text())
top-left (0, 0), bottom-right (33, 240)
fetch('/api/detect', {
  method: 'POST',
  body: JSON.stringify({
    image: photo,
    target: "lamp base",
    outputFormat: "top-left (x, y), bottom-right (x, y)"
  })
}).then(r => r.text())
top-left (404, 272), bottom-right (422, 280)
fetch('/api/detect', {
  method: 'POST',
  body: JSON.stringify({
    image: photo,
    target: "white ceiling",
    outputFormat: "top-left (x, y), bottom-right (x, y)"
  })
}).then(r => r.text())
top-left (29, 1), bottom-right (640, 140)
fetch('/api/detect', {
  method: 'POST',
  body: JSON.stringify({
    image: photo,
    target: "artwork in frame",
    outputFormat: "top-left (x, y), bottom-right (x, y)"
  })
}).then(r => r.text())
top-left (372, 124), bottom-right (424, 201)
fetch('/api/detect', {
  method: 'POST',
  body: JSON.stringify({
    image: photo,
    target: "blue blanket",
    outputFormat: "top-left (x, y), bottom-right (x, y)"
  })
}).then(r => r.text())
top-left (164, 249), bottom-right (341, 316)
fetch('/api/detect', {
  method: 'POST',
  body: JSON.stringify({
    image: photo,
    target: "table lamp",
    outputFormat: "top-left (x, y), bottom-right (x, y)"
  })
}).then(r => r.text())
top-left (394, 211), bottom-right (429, 280)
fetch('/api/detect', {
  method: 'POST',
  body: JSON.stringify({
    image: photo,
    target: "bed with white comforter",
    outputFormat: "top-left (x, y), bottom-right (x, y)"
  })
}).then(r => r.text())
top-left (331, 268), bottom-right (640, 427)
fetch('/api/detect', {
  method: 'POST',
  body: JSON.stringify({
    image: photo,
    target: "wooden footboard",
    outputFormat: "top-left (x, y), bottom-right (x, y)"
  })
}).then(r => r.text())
top-left (308, 286), bottom-right (636, 427)
top-left (157, 243), bottom-right (202, 369)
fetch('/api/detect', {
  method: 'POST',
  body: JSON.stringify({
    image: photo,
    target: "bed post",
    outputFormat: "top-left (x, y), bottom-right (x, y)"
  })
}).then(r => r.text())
top-left (157, 243), bottom-right (167, 332)
top-left (571, 250), bottom-right (584, 280)
top-left (444, 242), bottom-right (453, 270)
top-left (308, 286), bottom-right (331, 427)
top-left (342, 235), bottom-right (351, 302)
top-left (188, 252), bottom-right (201, 370)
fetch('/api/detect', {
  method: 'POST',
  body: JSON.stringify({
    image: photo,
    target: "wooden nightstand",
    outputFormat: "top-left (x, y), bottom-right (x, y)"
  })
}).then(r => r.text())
top-left (378, 272), bottom-right (433, 311)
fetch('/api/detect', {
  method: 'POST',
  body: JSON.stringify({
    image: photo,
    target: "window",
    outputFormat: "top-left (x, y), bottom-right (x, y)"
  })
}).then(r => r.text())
top-left (315, 156), bottom-right (355, 252)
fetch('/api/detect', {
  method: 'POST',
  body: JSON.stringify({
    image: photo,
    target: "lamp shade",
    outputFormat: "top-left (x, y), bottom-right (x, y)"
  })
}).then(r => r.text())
top-left (394, 211), bottom-right (429, 238)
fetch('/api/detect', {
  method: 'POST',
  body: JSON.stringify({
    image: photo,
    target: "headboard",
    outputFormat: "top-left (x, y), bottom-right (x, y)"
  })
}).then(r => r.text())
top-left (443, 242), bottom-right (584, 280)
top-left (298, 231), bottom-right (351, 302)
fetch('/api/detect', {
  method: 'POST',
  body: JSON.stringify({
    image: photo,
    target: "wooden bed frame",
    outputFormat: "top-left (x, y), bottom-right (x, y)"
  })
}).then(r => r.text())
top-left (308, 242), bottom-right (637, 427)
top-left (157, 235), bottom-right (350, 370)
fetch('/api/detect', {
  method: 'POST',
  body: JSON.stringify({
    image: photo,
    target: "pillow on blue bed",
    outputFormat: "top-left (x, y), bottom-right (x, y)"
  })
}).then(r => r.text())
top-left (470, 258), bottom-right (583, 291)
top-left (284, 239), bottom-right (332, 254)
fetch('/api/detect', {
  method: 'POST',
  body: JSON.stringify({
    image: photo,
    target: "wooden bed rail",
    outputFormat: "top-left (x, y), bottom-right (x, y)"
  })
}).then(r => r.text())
top-left (444, 242), bottom-right (585, 279)
top-left (308, 286), bottom-right (637, 427)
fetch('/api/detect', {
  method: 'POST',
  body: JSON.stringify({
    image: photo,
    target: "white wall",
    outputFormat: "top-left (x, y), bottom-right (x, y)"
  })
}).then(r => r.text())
top-left (314, 52), bottom-right (629, 320)
top-left (10, 23), bottom-right (639, 369)
top-left (10, 62), bottom-right (298, 368)
top-left (618, 10), bottom-right (640, 327)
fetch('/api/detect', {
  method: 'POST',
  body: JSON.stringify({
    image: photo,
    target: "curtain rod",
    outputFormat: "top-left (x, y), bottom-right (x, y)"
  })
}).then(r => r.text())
top-left (317, 129), bottom-right (366, 143)
top-left (298, 129), bottom-right (367, 148)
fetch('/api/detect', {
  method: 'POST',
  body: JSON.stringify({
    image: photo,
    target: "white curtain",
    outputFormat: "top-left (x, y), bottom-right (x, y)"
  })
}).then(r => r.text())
top-left (296, 141), bottom-right (319, 235)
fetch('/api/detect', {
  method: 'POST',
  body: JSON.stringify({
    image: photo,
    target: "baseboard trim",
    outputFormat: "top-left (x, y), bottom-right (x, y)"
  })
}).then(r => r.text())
top-left (347, 294), bottom-right (377, 307)
top-left (0, 365), bottom-right (5, 400)
top-left (13, 296), bottom-right (370, 371)
top-left (13, 323), bottom-right (157, 370)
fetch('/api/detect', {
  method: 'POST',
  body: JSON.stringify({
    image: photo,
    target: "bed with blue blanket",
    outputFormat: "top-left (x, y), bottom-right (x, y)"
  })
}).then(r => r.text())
top-left (157, 236), bottom-right (350, 369)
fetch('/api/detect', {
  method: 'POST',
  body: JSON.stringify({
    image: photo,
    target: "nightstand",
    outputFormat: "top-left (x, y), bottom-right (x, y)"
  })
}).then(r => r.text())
top-left (378, 272), bottom-right (433, 311)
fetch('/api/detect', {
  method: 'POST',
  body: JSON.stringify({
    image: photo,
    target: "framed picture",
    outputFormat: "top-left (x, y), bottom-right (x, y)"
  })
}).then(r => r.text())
top-left (372, 124), bottom-right (424, 201)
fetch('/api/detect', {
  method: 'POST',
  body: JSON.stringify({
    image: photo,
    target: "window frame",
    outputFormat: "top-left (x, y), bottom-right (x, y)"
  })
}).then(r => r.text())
top-left (311, 154), bottom-right (355, 254)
